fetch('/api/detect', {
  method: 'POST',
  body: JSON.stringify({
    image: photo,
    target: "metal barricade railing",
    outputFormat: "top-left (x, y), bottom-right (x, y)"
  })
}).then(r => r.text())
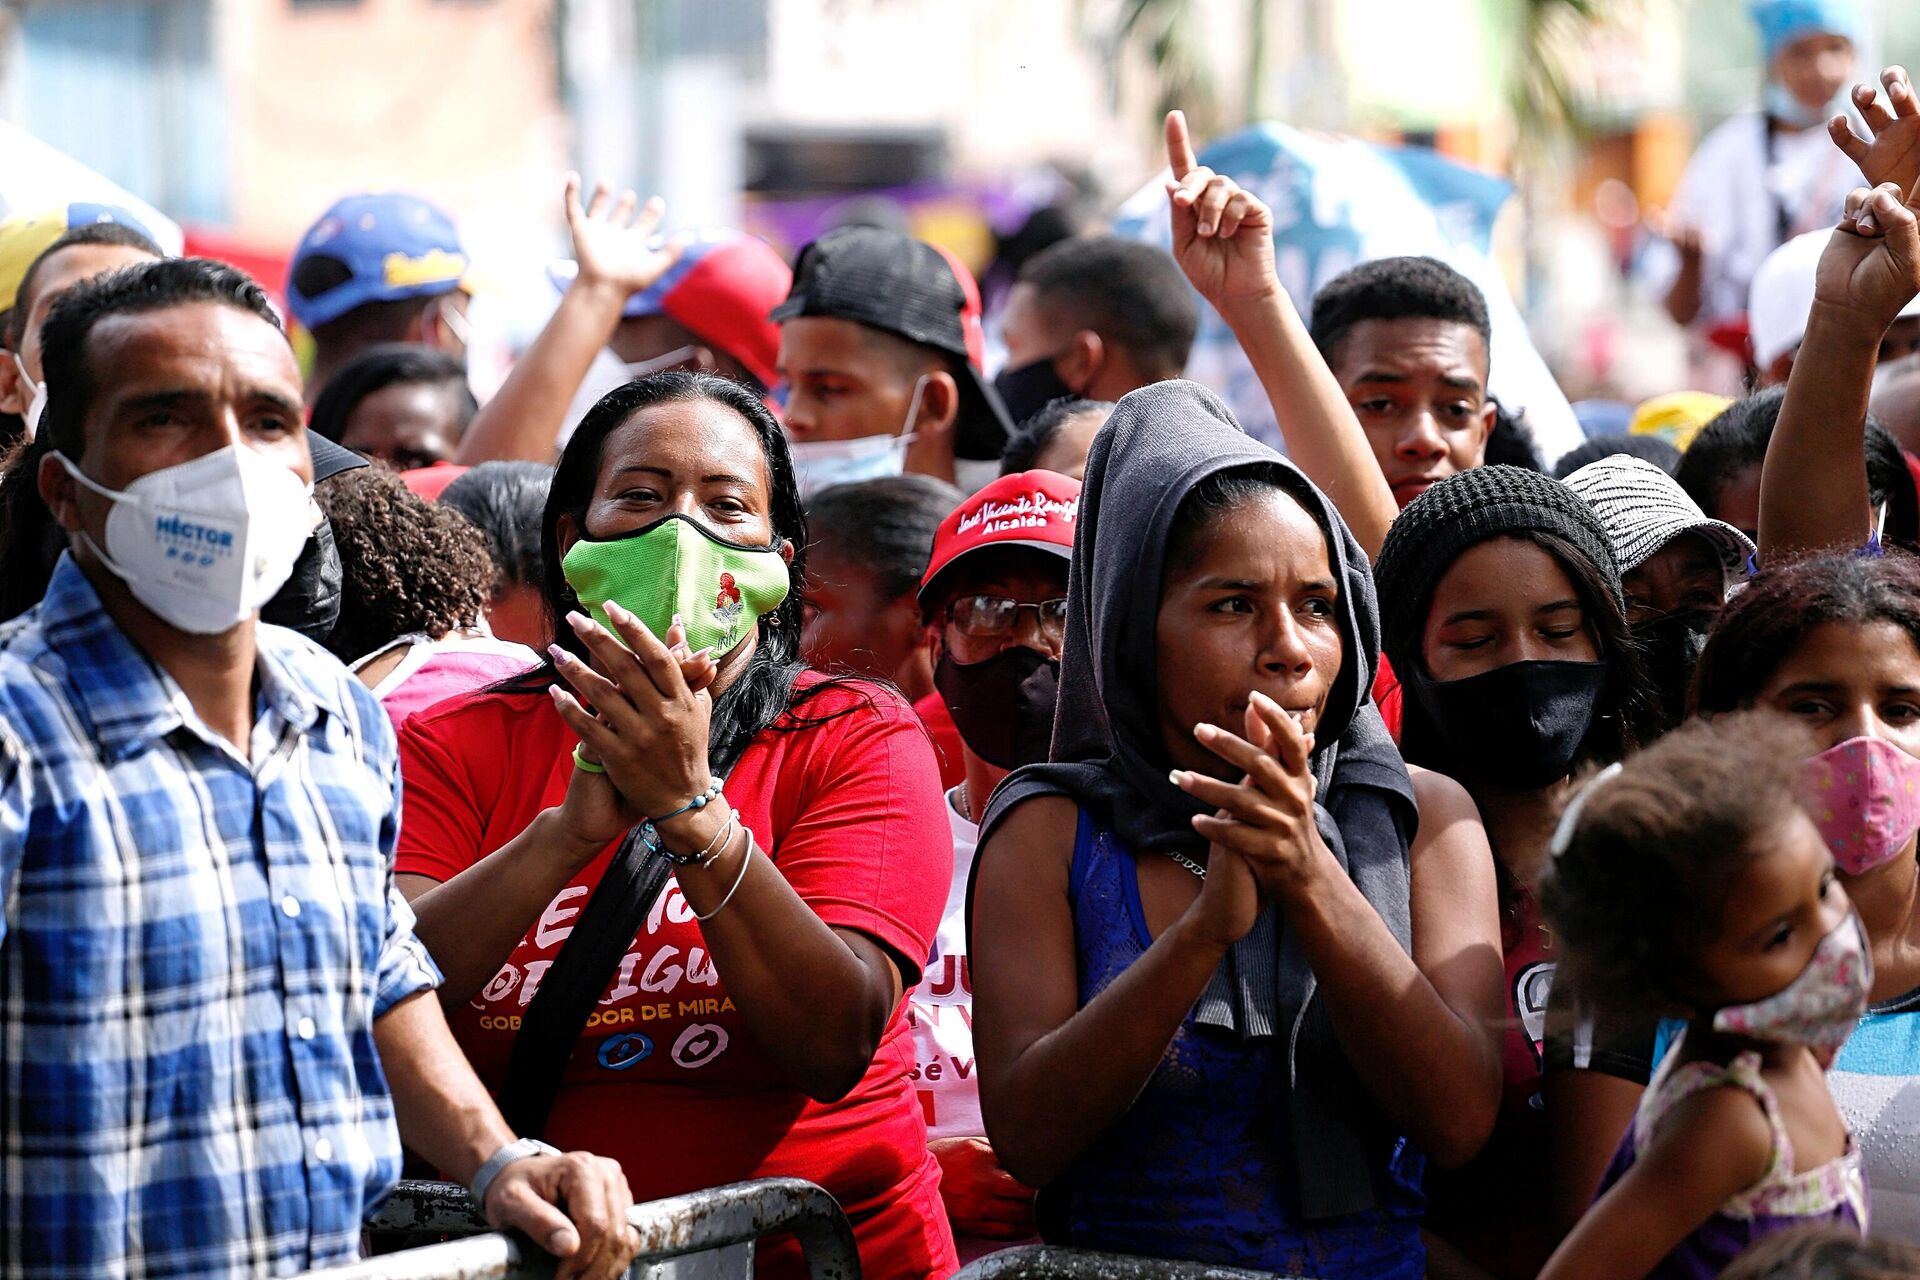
top-left (306, 1176), bottom-right (859, 1280)
top-left (953, 1245), bottom-right (1291, 1280)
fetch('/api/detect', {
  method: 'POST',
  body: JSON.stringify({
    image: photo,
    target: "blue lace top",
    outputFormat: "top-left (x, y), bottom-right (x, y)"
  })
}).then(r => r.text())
top-left (1061, 810), bottom-right (1427, 1277)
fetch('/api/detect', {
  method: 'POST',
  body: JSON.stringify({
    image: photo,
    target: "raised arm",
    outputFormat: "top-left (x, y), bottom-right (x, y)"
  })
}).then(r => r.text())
top-left (1763, 69), bottom-right (1920, 563)
top-left (1759, 180), bottom-right (1920, 563)
top-left (1163, 110), bottom-right (1399, 558)
top-left (454, 176), bottom-right (680, 464)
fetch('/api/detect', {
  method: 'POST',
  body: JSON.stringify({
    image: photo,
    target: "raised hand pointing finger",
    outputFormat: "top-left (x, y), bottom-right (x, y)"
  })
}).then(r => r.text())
top-left (1166, 109), bottom-right (1199, 181)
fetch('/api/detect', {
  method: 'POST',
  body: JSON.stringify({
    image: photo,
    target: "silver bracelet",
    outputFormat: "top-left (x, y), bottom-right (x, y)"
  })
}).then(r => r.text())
top-left (681, 809), bottom-right (738, 868)
top-left (469, 1137), bottom-right (560, 1212)
top-left (694, 827), bottom-right (755, 922)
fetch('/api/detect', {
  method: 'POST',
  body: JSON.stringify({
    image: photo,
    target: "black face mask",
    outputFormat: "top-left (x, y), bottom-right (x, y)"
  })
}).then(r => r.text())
top-left (260, 519), bottom-right (344, 644)
top-left (992, 354), bottom-right (1076, 429)
top-left (1632, 608), bottom-right (1714, 732)
top-left (1405, 659), bottom-right (1608, 791)
top-left (934, 645), bottom-right (1060, 771)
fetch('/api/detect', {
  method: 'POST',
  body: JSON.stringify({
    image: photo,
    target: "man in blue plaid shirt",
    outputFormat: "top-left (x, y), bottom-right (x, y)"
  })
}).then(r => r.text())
top-left (0, 258), bottom-right (640, 1279)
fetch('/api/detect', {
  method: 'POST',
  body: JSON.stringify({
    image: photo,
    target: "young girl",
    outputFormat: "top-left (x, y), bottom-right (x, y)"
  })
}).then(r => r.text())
top-left (1538, 714), bottom-right (1871, 1280)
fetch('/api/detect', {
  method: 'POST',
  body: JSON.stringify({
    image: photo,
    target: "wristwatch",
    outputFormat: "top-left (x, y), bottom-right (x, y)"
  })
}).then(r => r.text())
top-left (469, 1137), bottom-right (562, 1212)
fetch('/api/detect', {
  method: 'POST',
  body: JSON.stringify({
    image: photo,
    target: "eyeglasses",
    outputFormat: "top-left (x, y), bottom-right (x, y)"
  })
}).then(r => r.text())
top-left (947, 594), bottom-right (1069, 642)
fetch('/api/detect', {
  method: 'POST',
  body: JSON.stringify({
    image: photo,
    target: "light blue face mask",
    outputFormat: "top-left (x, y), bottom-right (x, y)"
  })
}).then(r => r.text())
top-left (1765, 80), bottom-right (1839, 129)
top-left (786, 375), bottom-right (926, 499)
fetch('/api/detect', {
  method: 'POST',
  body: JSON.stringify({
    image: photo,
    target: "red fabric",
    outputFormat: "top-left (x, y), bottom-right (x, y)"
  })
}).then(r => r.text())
top-left (1903, 449), bottom-right (1920, 508)
top-left (1425, 890), bottom-right (1557, 1279)
top-left (919, 470), bottom-right (1078, 598)
top-left (662, 237), bottom-right (792, 390)
top-left (1372, 655), bottom-right (1403, 742)
top-left (397, 672), bottom-right (958, 1280)
top-left (400, 462), bottom-right (468, 501)
top-left (913, 689), bottom-right (968, 791)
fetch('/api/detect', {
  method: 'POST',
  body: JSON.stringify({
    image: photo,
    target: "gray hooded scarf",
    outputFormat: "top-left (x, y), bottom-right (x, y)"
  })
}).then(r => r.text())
top-left (975, 379), bottom-right (1418, 1221)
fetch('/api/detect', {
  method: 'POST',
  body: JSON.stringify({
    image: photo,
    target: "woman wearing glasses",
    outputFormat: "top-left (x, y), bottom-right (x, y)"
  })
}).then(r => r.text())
top-left (909, 468), bottom-right (1079, 1261)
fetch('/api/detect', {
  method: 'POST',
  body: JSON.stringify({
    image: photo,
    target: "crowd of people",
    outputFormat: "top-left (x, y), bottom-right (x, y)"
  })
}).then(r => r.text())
top-left (8, 4), bottom-right (1920, 1279)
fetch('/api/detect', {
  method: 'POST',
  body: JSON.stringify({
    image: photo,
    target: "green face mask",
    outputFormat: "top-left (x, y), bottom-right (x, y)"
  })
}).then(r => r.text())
top-left (561, 514), bottom-right (791, 656)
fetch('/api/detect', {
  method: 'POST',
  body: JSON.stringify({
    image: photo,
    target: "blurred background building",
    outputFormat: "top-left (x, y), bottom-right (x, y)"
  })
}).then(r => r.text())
top-left (1, 0), bottom-right (1914, 402)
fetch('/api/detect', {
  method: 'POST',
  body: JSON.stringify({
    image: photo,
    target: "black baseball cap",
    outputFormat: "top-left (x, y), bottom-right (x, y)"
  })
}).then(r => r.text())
top-left (771, 226), bottom-right (1013, 461)
top-left (307, 432), bottom-right (369, 484)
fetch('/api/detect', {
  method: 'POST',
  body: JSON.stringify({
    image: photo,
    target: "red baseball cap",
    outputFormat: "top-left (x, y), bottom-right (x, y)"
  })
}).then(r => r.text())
top-left (918, 469), bottom-right (1081, 607)
top-left (399, 461), bottom-right (468, 501)
top-left (550, 230), bottom-right (792, 390)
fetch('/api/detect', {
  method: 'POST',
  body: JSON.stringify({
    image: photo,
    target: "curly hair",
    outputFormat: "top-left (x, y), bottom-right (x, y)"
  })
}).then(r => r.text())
top-left (1539, 712), bottom-right (1814, 1016)
top-left (315, 462), bottom-right (495, 664)
top-left (1694, 551), bottom-right (1920, 715)
top-left (1720, 1223), bottom-right (1920, 1280)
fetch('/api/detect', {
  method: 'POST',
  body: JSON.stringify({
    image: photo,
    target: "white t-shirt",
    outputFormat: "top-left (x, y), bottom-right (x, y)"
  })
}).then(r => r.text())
top-left (1647, 110), bottom-right (1863, 326)
top-left (907, 786), bottom-right (981, 1141)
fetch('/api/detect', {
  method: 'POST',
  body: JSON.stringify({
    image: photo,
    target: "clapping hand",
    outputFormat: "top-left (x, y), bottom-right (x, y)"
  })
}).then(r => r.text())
top-left (564, 172), bottom-right (682, 300)
top-left (1831, 67), bottom-right (1920, 201)
top-left (1171, 692), bottom-right (1329, 904)
top-left (548, 610), bottom-right (718, 855)
top-left (1164, 110), bottom-right (1279, 307)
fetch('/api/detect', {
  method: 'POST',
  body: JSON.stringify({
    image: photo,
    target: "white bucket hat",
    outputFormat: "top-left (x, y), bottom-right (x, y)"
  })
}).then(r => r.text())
top-left (1563, 454), bottom-right (1755, 576)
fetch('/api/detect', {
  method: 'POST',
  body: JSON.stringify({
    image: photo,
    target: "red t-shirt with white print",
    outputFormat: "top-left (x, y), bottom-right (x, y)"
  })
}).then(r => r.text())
top-left (397, 672), bottom-right (957, 1280)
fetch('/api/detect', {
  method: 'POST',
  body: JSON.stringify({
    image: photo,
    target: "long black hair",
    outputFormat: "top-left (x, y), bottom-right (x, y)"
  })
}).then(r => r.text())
top-left (508, 370), bottom-right (857, 774)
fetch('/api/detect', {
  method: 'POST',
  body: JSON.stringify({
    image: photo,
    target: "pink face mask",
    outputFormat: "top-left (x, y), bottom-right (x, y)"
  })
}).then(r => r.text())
top-left (1801, 736), bottom-right (1920, 876)
top-left (1713, 909), bottom-right (1872, 1067)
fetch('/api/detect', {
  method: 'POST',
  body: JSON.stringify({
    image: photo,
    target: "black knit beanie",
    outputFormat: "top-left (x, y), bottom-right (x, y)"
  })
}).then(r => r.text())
top-left (1373, 465), bottom-right (1622, 670)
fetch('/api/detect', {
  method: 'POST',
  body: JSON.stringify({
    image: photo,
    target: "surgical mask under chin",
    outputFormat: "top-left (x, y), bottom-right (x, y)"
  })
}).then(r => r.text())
top-left (1764, 80), bottom-right (1839, 130)
top-left (13, 353), bottom-right (43, 440)
top-left (788, 375), bottom-right (926, 499)
top-left (560, 512), bottom-right (791, 657)
top-left (1712, 909), bottom-right (1872, 1066)
top-left (56, 445), bottom-right (314, 634)
top-left (1802, 736), bottom-right (1920, 875)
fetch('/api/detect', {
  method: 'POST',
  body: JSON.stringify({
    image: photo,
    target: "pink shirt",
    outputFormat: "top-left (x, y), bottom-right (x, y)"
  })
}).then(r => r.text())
top-left (353, 633), bottom-right (538, 730)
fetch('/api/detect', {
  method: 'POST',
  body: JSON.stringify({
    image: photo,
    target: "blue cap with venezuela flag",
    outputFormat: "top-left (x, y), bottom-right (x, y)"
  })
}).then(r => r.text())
top-left (0, 202), bottom-right (159, 314)
top-left (286, 192), bottom-right (468, 330)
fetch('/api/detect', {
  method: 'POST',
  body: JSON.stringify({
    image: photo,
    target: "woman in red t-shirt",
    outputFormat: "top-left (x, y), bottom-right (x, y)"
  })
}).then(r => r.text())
top-left (395, 372), bottom-right (957, 1279)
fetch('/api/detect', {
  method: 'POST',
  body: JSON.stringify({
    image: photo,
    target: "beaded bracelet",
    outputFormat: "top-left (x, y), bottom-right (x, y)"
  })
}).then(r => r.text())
top-left (651, 778), bottom-right (723, 825)
top-left (627, 779), bottom-right (726, 866)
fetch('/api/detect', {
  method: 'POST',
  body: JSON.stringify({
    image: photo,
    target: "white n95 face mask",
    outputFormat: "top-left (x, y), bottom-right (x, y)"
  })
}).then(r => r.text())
top-left (56, 445), bottom-right (314, 634)
top-left (787, 375), bottom-right (926, 499)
